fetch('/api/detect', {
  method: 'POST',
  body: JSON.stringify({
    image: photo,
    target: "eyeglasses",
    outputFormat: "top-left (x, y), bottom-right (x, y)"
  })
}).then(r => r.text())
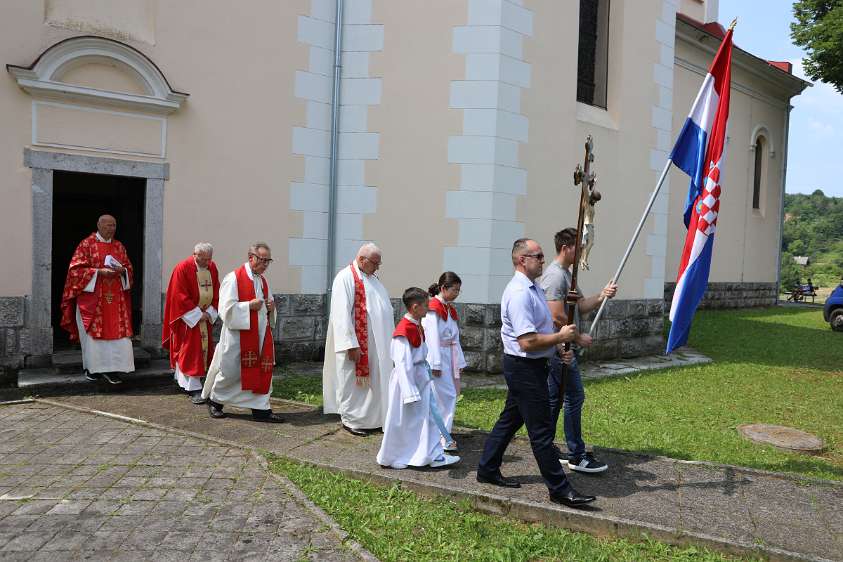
top-left (363, 256), bottom-right (382, 267)
top-left (523, 253), bottom-right (544, 261)
top-left (249, 253), bottom-right (273, 264)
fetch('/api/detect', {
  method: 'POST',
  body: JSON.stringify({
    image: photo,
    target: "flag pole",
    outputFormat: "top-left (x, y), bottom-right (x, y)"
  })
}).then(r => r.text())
top-left (588, 159), bottom-right (673, 336)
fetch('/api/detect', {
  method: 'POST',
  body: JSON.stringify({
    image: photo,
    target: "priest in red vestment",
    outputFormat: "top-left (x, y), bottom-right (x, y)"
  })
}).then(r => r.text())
top-left (60, 215), bottom-right (134, 385)
top-left (162, 242), bottom-right (221, 404)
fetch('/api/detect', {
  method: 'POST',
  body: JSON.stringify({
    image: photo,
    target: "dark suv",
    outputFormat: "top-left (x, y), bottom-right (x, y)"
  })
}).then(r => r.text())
top-left (823, 279), bottom-right (843, 332)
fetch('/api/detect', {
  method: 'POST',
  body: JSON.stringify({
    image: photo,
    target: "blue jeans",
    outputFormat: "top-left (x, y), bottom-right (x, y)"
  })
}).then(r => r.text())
top-left (548, 354), bottom-right (586, 460)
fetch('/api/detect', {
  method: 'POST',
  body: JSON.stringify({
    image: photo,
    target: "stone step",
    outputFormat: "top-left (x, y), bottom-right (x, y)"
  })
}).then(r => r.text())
top-left (52, 346), bottom-right (151, 372)
top-left (17, 359), bottom-right (173, 395)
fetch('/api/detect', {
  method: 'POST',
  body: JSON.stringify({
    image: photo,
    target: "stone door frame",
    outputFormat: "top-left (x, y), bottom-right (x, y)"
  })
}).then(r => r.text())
top-left (25, 148), bottom-right (167, 359)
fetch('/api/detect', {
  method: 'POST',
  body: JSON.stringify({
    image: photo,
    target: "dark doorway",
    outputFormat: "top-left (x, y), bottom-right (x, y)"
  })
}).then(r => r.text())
top-left (51, 171), bottom-right (146, 349)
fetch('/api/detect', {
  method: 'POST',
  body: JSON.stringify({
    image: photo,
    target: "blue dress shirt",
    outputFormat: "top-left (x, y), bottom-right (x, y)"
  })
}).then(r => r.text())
top-left (500, 271), bottom-right (556, 359)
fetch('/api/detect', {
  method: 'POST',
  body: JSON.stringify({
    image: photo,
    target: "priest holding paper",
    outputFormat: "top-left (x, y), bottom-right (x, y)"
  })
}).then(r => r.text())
top-left (60, 215), bottom-right (134, 385)
top-left (202, 242), bottom-right (284, 423)
top-left (163, 242), bottom-right (220, 404)
top-left (322, 243), bottom-right (394, 436)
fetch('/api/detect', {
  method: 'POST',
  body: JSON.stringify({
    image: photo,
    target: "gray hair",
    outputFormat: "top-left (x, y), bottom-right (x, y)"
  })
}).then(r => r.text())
top-left (193, 242), bottom-right (213, 255)
top-left (511, 238), bottom-right (531, 265)
top-left (249, 241), bottom-right (271, 254)
top-left (357, 242), bottom-right (382, 258)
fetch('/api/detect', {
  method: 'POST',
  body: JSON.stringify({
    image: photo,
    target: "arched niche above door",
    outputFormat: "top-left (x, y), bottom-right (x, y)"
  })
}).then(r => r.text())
top-left (6, 35), bottom-right (188, 114)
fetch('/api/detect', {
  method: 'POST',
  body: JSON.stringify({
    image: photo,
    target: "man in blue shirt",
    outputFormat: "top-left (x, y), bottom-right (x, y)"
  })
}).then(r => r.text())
top-left (476, 238), bottom-right (596, 508)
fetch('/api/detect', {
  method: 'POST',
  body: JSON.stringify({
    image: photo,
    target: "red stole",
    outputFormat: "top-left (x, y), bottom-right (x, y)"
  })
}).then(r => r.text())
top-left (428, 297), bottom-right (459, 322)
top-left (350, 264), bottom-right (369, 379)
top-left (60, 233), bottom-right (133, 342)
top-left (393, 317), bottom-right (424, 348)
top-left (162, 257), bottom-right (221, 376)
top-left (234, 265), bottom-right (274, 395)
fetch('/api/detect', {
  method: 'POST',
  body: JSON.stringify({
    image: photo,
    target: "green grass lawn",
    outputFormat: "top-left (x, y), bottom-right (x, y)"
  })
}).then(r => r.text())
top-left (267, 455), bottom-right (748, 562)
top-left (275, 307), bottom-right (843, 480)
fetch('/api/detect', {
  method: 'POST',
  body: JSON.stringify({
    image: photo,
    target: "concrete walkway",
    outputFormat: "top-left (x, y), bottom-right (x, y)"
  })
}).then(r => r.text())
top-left (31, 388), bottom-right (842, 562)
top-left (0, 401), bottom-right (370, 561)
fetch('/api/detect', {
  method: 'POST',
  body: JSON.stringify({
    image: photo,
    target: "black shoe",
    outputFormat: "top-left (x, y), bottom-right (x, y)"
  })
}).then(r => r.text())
top-left (189, 391), bottom-right (206, 405)
top-left (476, 472), bottom-right (521, 488)
top-left (365, 427), bottom-right (383, 434)
top-left (101, 372), bottom-right (123, 385)
top-left (549, 488), bottom-right (596, 508)
top-left (85, 371), bottom-right (102, 382)
top-left (207, 401), bottom-right (225, 419)
top-left (342, 424), bottom-right (368, 437)
top-left (252, 412), bottom-right (286, 423)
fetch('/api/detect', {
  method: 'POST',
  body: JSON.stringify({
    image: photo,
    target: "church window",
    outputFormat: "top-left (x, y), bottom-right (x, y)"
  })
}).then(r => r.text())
top-left (752, 135), bottom-right (766, 210)
top-left (577, 0), bottom-right (610, 109)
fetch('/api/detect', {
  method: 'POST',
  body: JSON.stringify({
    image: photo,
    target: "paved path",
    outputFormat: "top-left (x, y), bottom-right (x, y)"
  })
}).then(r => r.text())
top-left (15, 390), bottom-right (843, 562)
top-left (0, 401), bottom-right (366, 561)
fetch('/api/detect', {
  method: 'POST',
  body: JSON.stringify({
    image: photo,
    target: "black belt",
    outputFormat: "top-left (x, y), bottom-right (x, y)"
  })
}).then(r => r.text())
top-left (504, 354), bottom-right (549, 365)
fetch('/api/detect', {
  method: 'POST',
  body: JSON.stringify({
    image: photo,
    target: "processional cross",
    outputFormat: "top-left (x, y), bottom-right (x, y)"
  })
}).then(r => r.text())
top-left (562, 136), bottom-right (602, 377)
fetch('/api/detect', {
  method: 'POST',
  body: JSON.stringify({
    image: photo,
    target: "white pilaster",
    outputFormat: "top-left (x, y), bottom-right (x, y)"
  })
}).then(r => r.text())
top-left (644, 0), bottom-right (678, 299)
top-left (290, 0), bottom-right (384, 292)
top-left (446, 0), bottom-right (533, 304)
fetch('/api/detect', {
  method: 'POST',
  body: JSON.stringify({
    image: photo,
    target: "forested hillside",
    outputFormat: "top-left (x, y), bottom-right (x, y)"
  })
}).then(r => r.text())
top-left (780, 190), bottom-right (843, 289)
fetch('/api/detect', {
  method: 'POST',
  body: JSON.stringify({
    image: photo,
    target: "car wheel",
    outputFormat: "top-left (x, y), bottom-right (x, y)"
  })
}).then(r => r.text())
top-left (831, 309), bottom-right (843, 332)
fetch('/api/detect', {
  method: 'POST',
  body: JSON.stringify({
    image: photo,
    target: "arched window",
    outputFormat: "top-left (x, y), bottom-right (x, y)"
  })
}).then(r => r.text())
top-left (577, 0), bottom-right (610, 109)
top-left (752, 135), bottom-right (765, 210)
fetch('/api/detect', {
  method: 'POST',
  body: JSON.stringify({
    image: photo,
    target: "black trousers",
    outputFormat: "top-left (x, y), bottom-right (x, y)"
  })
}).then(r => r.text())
top-left (477, 354), bottom-right (571, 495)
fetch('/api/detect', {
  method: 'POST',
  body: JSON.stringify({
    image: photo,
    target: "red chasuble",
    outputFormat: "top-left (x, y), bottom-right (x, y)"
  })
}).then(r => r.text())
top-left (234, 265), bottom-right (274, 394)
top-left (162, 257), bottom-right (221, 376)
top-left (428, 297), bottom-right (459, 322)
top-left (393, 317), bottom-right (424, 348)
top-left (60, 233), bottom-right (134, 342)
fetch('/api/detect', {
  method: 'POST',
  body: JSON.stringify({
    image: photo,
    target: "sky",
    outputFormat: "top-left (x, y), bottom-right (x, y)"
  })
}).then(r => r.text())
top-left (718, 0), bottom-right (843, 197)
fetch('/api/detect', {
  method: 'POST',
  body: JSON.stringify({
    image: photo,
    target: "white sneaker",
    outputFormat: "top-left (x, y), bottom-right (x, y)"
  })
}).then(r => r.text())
top-left (430, 455), bottom-right (460, 468)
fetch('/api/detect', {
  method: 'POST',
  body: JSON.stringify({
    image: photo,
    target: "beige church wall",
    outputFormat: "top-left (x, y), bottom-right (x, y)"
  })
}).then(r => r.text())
top-left (33, 102), bottom-right (165, 157)
top-left (668, 37), bottom-right (788, 285)
top-left (0, 0), bottom-right (307, 295)
top-left (521, 0), bottom-right (668, 301)
top-left (45, 0), bottom-right (156, 45)
top-left (365, 0), bottom-right (464, 297)
top-left (59, 61), bottom-right (148, 95)
top-left (0, 1), bottom-right (66, 296)
top-left (148, 0), bottom-right (308, 293)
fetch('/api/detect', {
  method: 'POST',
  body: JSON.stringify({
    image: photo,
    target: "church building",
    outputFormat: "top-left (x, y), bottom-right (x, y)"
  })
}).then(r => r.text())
top-left (0, 0), bottom-right (808, 371)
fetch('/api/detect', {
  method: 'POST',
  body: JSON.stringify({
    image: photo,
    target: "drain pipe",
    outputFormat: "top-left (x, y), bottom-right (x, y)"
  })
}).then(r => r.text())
top-left (775, 103), bottom-right (793, 302)
top-left (326, 0), bottom-right (344, 305)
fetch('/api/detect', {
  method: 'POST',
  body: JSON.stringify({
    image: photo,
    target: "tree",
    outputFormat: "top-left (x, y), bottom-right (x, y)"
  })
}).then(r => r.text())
top-left (791, 0), bottom-right (843, 93)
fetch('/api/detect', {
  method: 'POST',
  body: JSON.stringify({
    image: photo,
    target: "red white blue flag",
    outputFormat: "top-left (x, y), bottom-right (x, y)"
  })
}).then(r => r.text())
top-left (666, 28), bottom-right (733, 354)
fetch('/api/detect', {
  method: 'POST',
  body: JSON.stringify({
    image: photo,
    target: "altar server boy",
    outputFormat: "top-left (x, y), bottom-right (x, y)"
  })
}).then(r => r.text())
top-left (377, 287), bottom-right (460, 469)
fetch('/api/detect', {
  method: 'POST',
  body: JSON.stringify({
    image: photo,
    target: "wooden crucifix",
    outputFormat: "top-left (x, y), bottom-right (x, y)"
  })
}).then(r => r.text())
top-left (564, 136), bottom-right (601, 363)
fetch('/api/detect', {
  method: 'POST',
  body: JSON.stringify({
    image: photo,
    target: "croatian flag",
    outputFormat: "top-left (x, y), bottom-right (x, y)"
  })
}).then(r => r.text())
top-left (666, 28), bottom-right (733, 354)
